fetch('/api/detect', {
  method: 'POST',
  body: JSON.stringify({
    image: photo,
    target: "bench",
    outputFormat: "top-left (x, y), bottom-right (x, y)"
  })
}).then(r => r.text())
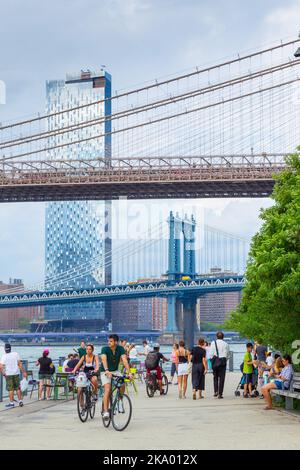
top-left (271, 373), bottom-right (300, 410)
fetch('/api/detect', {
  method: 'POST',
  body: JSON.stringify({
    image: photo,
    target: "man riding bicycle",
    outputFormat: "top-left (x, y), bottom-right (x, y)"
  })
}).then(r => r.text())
top-left (101, 334), bottom-right (133, 421)
top-left (145, 343), bottom-right (169, 395)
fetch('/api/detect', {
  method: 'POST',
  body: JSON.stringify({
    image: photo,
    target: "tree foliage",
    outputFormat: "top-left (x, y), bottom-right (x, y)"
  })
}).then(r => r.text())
top-left (226, 150), bottom-right (300, 353)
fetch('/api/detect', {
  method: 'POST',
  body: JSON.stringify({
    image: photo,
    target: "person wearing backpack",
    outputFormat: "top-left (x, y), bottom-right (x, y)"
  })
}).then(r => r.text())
top-left (210, 332), bottom-right (230, 399)
top-left (145, 344), bottom-right (169, 395)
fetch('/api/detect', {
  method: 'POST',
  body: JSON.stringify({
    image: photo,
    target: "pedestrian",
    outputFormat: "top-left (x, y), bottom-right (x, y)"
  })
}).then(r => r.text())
top-left (36, 349), bottom-right (55, 400)
top-left (138, 340), bottom-right (151, 357)
top-left (210, 331), bottom-right (230, 399)
top-left (0, 343), bottom-right (27, 408)
top-left (76, 341), bottom-right (87, 359)
top-left (169, 343), bottom-right (179, 385)
top-left (176, 340), bottom-right (191, 399)
top-left (205, 341), bottom-right (212, 371)
top-left (191, 338), bottom-right (208, 400)
top-left (243, 343), bottom-right (254, 398)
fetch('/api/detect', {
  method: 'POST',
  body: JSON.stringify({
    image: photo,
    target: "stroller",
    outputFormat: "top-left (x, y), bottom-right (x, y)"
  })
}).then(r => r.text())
top-left (234, 363), bottom-right (259, 397)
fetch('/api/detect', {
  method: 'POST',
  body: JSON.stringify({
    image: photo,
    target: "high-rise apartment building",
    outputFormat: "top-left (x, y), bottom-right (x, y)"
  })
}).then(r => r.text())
top-left (45, 70), bottom-right (112, 323)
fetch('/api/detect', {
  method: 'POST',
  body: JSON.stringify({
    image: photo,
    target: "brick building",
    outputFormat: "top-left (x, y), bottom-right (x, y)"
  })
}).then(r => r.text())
top-left (0, 280), bottom-right (44, 330)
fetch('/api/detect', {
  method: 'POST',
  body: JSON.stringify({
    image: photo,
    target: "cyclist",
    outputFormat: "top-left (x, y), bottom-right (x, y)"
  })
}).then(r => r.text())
top-left (101, 334), bottom-right (133, 421)
top-left (145, 343), bottom-right (169, 395)
top-left (72, 343), bottom-right (99, 401)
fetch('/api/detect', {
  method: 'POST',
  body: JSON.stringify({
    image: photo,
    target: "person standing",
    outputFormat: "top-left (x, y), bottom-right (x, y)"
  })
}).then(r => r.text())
top-left (191, 338), bottom-right (208, 400)
top-left (169, 343), bottom-right (179, 385)
top-left (243, 343), bottom-right (254, 398)
top-left (76, 341), bottom-right (87, 359)
top-left (176, 340), bottom-right (191, 399)
top-left (0, 343), bottom-right (27, 408)
top-left (210, 332), bottom-right (230, 399)
top-left (36, 349), bottom-right (55, 400)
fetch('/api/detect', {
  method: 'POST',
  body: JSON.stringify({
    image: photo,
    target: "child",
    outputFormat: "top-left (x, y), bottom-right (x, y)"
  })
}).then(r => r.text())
top-left (243, 343), bottom-right (254, 398)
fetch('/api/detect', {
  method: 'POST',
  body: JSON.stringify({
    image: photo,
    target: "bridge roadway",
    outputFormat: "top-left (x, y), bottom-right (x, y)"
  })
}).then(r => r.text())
top-left (1, 373), bottom-right (299, 450)
top-left (0, 154), bottom-right (286, 202)
top-left (0, 276), bottom-right (245, 309)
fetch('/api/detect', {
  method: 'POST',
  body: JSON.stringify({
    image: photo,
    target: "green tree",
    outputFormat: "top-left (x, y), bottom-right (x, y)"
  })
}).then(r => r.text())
top-left (226, 150), bottom-right (300, 354)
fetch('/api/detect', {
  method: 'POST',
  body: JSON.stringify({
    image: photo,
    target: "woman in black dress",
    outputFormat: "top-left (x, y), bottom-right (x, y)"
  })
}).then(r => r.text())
top-left (191, 338), bottom-right (208, 400)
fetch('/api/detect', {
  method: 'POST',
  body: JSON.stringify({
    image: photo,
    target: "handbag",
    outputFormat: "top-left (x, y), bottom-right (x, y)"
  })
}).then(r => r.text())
top-left (212, 341), bottom-right (226, 370)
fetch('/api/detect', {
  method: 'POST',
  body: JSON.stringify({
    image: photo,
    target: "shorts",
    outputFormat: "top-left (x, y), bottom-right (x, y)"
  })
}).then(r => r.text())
top-left (39, 374), bottom-right (52, 381)
top-left (101, 370), bottom-right (122, 386)
top-left (6, 375), bottom-right (20, 392)
top-left (178, 363), bottom-right (189, 376)
top-left (274, 380), bottom-right (285, 390)
top-left (147, 366), bottom-right (162, 381)
top-left (244, 373), bottom-right (253, 384)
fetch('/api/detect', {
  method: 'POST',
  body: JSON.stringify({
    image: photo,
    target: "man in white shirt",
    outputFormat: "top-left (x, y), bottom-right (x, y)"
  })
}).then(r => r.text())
top-left (210, 332), bottom-right (230, 399)
top-left (138, 340), bottom-right (151, 357)
top-left (0, 343), bottom-right (27, 408)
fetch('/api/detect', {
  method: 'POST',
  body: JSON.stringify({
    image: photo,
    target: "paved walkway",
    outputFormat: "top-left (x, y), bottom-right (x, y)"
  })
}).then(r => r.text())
top-left (1, 372), bottom-right (300, 450)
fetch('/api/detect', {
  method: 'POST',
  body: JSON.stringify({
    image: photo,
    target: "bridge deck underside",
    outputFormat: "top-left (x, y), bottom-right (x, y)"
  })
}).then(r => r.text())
top-left (0, 174), bottom-right (276, 201)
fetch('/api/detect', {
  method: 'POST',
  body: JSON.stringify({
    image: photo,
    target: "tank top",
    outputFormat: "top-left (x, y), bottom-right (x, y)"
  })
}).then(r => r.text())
top-left (83, 355), bottom-right (96, 374)
top-left (178, 348), bottom-right (188, 364)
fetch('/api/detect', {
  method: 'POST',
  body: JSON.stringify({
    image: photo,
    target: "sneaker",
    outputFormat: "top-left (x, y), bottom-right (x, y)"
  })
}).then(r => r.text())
top-left (18, 401), bottom-right (24, 407)
top-left (5, 402), bottom-right (14, 409)
top-left (102, 411), bottom-right (110, 421)
top-left (218, 395), bottom-right (223, 399)
top-left (214, 393), bottom-right (218, 397)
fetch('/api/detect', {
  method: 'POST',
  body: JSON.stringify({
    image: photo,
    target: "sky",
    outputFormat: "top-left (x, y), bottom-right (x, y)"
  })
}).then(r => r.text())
top-left (0, 0), bottom-right (299, 286)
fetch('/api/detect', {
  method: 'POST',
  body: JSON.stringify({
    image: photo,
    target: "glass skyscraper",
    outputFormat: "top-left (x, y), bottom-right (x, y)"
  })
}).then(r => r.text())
top-left (45, 70), bottom-right (112, 322)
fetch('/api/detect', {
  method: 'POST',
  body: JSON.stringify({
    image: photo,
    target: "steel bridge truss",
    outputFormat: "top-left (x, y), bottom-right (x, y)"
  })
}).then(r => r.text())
top-left (0, 153), bottom-right (287, 201)
top-left (0, 276), bottom-right (245, 309)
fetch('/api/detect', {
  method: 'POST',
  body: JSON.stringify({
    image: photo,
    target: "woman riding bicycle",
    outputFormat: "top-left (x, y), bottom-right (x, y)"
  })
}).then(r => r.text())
top-left (72, 344), bottom-right (99, 401)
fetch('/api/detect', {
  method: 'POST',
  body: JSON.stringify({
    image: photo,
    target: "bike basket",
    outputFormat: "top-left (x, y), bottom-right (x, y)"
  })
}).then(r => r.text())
top-left (76, 373), bottom-right (89, 388)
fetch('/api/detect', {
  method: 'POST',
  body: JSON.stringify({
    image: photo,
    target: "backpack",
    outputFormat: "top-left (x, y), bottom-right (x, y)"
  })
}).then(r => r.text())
top-left (145, 352), bottom-right (160, 370)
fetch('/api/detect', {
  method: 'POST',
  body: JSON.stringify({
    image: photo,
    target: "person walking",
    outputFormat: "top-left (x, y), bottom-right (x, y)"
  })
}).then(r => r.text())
top-left (176, 340), bottom-right (191, 399)
top-left (36, 349), bottom-right (55, 400)
top-left (210, 332), bottom-right (230, 399)
top-left (0, 343), bottom-right (27, 408)
top-left (191, 338), bottom-right (208, 400)
top-left (169, 343), bottom-right (179, 385)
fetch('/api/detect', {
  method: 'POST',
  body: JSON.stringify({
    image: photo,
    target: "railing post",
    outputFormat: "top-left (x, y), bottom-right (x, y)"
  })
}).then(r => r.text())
top-left (228, 351), bottom-right (234, 372)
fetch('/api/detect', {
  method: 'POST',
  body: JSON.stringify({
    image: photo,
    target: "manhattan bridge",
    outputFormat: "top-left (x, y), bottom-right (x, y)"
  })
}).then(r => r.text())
top-left (0, 38), bottom-right (299, 347)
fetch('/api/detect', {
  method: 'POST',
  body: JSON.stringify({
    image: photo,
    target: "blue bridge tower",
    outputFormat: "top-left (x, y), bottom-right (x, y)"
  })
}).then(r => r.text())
top-left (166, 212), bottom-right (198, 349)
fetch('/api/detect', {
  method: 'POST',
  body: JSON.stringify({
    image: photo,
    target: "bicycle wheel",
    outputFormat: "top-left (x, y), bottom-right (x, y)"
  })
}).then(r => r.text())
top-left (77, 389), bottom-right (89, 423)
top-left (101, 401), bottom-right (111, 428)
top-left (162, 374), bottom-right (169, 395)
top-left (89, 398), bottom-right (96, 419)
top-left (111, 393), bottom-right (132, 431)
top-left (146, 378), bottom-right (155, 398)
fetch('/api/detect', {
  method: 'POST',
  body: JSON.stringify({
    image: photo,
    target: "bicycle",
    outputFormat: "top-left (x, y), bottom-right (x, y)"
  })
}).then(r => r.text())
top-left (76, 372), bottom-right (98, 423)
top-left (145, 364), bottom-right (169, 398)
top-left (101, 374), bottom-right (132, 431)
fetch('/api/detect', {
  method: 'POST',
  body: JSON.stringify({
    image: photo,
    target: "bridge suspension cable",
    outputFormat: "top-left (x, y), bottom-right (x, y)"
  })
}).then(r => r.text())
top-left (1, 37), bottom-right (299, 132)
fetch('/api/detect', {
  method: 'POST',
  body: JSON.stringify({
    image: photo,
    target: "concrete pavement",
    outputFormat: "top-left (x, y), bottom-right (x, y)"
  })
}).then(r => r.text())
top-left (0, 372), bottom-right (299, 450)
